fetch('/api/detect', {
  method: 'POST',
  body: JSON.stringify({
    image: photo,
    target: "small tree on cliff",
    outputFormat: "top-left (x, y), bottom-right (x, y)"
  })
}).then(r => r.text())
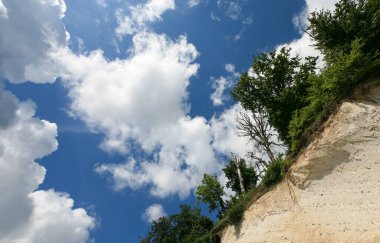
top-left (140, 204), bottom-right (213, 243)
top-left (222, 156), bottom-right (258, 195)
top-left (196, 174), bottom-right (226, 219)
top-left (236, 109), bottom-right (283, 174)
top-left (231, 48), bottom-right (318, 145)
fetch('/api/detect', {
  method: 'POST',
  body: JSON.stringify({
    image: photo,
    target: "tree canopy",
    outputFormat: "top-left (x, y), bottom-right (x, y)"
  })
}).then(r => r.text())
top-left (222, 157), bottom-right (257, 195)
top-left (231, 48), bottom-right (317, 145)
top-left (308, 0), bottom-right (380, 62)
top-left (140, 205), bottom-right (213, 243)
top-left (196, 174), bottom-right (226, 218)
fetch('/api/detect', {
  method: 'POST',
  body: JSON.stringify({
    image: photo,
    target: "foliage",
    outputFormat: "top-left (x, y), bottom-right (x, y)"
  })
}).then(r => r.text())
top-left (288, 0), bottom-right (380, 152)
top-left (222, 158), bottom-right (258, 195)
top-left (289, 39), bottom-right (380, 152)
top-left (141, 205), bottom-right (214, 243)
top-left (262, 157), bottom-right (286, 188)
top-left (231, 48), bottom-right (318, 144)
top-left (196, 174), bottom-right (226, 218)
top-left (308, 0), bottom-right (380, 62)
top-left (226, 202), bottom-right (244, 225)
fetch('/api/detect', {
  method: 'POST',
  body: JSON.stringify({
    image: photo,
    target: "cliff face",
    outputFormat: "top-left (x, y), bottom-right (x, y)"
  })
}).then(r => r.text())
top-left (219, 82), bottom-right (380, 242)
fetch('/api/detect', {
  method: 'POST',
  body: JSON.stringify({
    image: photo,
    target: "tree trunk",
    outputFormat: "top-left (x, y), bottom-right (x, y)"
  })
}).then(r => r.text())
top-left (219, 197), bottom-right (226, 213)
top-left (265, 144), bottom-right (276, 162)
top-left (234, 158), bottom-right (246, 194)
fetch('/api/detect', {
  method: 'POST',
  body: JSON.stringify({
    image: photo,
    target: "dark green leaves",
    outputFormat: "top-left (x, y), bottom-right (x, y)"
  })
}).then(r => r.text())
top-left (232, 48), bottom-right (317, 145)
top-left (141, 205), bottom-right (213, 243)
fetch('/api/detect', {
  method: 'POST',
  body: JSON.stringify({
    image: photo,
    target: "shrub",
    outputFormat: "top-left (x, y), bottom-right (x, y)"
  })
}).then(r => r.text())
top-left (226, 202), bottom-right (244, 225)
top-left (262, 157), bottom-right (286, 188)
top-left (288, 40), bottom-right (380, 152)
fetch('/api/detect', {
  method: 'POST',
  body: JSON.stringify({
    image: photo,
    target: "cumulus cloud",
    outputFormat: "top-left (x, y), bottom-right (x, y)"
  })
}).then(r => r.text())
top-left (44, 0), bottom-right (255, 199)
top-left (210, 63), bottom-right (239, 106)
top-left (59, 34), bottom-right (250, 199)
top-left (0, 0), bottom-right (68, 83)
top-left (94, 103), bottom-right (251, 198)
top-left (142, 204), bottom-right (167, 223)
top-left (50, 29), bottom-right (221, 198)
top-left (0, 0), bottom-right (249, 201)
top-left (0, 86), bottom-right (94, 243)
top-left (276, 0), bottom-right (338, 61)
top-left (115, 0), bottom-right (175, 37)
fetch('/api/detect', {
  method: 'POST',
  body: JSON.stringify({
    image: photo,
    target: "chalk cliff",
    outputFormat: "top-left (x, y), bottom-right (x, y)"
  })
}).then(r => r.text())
top-left (219, 81), bottom-right (380, 242)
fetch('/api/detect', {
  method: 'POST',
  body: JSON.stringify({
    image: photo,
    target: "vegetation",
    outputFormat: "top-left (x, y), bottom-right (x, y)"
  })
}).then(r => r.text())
top-left (262, 156), bottom-right (286, 188)
top-left (142, 0), bottom-right (380, 241)
top-left (140, 205), bottom-right (214, 243)
top-left (196, 174), bottom-right (226, 219)
top-left (231, 48), bottom-right (318, 145)
top-left (236, 109), bottom-right (283, 174)
top-left (222, 157), bottom-right (257, 195)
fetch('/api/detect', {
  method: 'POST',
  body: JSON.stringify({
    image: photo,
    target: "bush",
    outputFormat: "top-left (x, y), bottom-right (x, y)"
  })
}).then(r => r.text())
top-left (226, 202), bottom-right (244, 225)
top-left (262, 157), bottom-right (286, 188)
top-left (288, 40), bottom-right (380, 152)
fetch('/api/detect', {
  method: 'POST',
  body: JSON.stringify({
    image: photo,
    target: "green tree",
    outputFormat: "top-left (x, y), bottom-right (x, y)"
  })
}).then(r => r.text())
top-left (308, 0), bottom-right (380, 62)
top-left (222, 157), bottom-right (257, 195)
top-left (141, 217), bottom-right (175, 243)
top-left (141, 205), bottom-right (213, 243)
top-left (231, 48), bottom-right (317, 145)
top-left (196, 174), bottom-right (226, 218)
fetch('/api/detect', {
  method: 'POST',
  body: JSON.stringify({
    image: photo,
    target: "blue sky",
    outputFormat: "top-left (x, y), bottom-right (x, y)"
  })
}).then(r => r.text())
top-left (0, 0), bottom-right (337, 242)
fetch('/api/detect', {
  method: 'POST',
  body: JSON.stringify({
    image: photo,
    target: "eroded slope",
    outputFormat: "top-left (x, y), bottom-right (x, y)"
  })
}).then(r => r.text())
top-left (220, 83), bottom-right (380, 242)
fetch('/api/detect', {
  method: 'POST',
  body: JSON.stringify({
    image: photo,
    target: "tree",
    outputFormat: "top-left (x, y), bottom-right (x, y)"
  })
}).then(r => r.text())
top-left (236, 109), bottom-right (283, 174)
top-left (196, 174), bottom-right (226, 218)
top-left (231, 48), bottom-right (317, 145)
top-left (141, 217), bottom-right (175, 243)
top-left (308, 0), bottom-right (380, 62)
top-left (141, 205), bottom-right (213, 243)
top-left (222, 157), bottom-right (258, 195)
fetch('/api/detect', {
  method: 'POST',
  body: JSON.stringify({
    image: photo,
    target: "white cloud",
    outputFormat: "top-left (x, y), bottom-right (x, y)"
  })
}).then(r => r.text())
top-left (0, 0), bottom-right (68, 83)
top-left (142, 204), bottom-right (167, 223)
top-left (0, 0), bottom-right (250, 201)
top-left (115, 0), bottom-right (175, 38)
top-left (210, 63), bottom-right (239, 106)
top-left (0, 86), bottom-right (94, 243)
top-left (58, 28), bottom-right (251, 199)
top-left (277, 0), bottom-right (338, 63)
top-left (13, 190), bottom-right (95, 243)
top-left (211, 77), bottom-right (229, 106)
top-left (94, 103), bottom-right (251, 198)
top-left (187, 0), bottom-right (200, 8)
top-left (0, 0), bottom-right (7, 18)
top-left (53, 31), bottom-right (222, 198)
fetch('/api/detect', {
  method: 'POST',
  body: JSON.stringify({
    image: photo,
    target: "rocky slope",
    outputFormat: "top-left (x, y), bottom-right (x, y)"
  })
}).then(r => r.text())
top-left (219, 81), bottom-right (380, 242)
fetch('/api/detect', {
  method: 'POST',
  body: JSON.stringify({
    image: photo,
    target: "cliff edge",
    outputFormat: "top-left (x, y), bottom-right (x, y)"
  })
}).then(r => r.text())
top-left (219, 81), bottom-right (380, 242)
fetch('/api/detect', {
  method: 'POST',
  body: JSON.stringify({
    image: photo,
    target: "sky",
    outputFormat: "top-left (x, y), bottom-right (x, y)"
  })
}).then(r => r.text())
top-left (0, 0), bottom-right (337, 242)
